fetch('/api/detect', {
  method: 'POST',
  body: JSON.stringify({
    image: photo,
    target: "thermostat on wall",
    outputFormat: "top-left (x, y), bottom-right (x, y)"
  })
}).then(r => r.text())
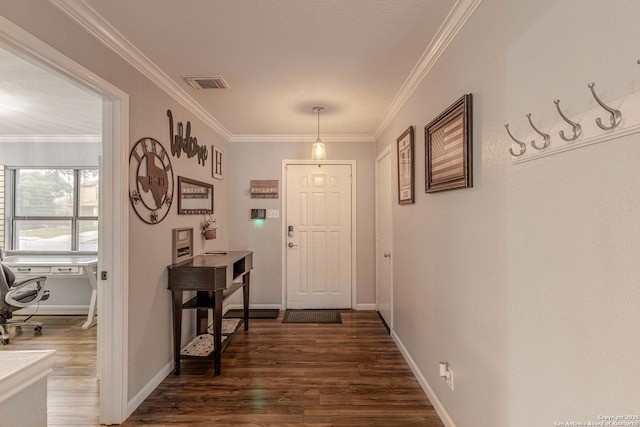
top-left (250, 209), bottom-right (266, 219)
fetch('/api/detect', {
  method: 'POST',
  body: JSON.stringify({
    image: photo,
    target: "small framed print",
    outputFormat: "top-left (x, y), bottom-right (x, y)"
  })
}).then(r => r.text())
top-left (212, 145), bottom-right (224, 180)
top-left (172, 227), bottom-right (194, 264)
top-left (425, 94), bottom-right (472, 193)
top-left (397, 126), bottom-right (415, 204)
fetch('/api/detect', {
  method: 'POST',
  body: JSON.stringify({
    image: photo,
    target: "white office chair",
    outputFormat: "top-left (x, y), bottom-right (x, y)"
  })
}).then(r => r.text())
top-left (0, 262), bottom-right (50, 345)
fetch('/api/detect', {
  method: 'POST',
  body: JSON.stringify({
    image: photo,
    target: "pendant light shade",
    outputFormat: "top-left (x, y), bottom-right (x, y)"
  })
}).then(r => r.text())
top-left (311, 106), bottom-right (326, 160)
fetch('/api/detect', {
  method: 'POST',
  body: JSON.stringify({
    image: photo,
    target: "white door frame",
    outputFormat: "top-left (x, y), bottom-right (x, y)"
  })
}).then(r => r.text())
top-left (375, 146), bottom-right (393, 329)
top-left (0, 16), bottom-right (130, 424)
top-left (281, 160), bottom-right (357, 310)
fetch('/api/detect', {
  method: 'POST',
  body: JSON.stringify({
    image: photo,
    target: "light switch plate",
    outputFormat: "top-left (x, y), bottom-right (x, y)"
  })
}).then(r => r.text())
top-left (267, 209), bottom-right (280, 219)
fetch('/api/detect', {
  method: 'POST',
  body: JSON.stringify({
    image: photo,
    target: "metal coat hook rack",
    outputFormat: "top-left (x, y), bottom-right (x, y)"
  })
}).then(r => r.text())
top-left (506, 58), bottom-right (640, 163)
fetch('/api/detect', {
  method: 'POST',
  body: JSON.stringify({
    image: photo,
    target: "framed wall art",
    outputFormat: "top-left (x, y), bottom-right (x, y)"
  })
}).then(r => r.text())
top-left (396, 126), bottom-right (415, 204)
top-left (212, 145), bottom-right (224, 180)
top-left (177, 176), bottom-right (214, 214)
top-left (425, 94), bottom-right (472, 193)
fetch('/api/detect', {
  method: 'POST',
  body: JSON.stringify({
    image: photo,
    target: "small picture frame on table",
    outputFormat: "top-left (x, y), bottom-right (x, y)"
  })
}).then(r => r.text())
top-left (397, 126), bottom-right (415, 204)
top-left (425, 94), bottom-right (472, 193)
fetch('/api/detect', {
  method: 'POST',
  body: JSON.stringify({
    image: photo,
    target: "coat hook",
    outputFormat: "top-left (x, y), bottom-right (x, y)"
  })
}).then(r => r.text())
top-left (553, 100), bottom-right (581, 142)
top-left (588, 82), bottom-right (621, 130)
top-left (526, 113), bottom-right (550, 150)
top-left (505, 124), bottom-right (526, 157)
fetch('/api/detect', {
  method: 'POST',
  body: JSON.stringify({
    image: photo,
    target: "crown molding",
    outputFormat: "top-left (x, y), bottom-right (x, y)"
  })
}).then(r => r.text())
top-left (49, 0), bottom-right (233, 141)
top-left (50, 0), bottom-right (481, 144)
top-left (0, 134), bottom-right (101, 143)
top-left (229, 134), bottom-right (376, 144)
top-left (373, 0), bottom-right (483, 139)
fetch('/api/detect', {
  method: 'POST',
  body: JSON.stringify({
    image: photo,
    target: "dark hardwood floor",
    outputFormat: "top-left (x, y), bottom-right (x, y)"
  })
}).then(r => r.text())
top-left (124, 310), bottom-right (444, 426)
top-left (6, 311), bottom-right (444, 426)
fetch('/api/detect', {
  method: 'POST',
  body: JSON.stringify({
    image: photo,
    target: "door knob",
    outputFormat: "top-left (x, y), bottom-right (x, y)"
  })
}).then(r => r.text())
top-left (383, 252), bottom-right (391, 258)
top-left (288, 242), bottom-right (298, 248)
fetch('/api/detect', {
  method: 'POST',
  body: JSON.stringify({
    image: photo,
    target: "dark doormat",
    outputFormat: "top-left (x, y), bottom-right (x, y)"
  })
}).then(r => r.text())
top-left (224, 309), bottom-right (280, 319)
top-left (282, 310), bottom-right (342, 324)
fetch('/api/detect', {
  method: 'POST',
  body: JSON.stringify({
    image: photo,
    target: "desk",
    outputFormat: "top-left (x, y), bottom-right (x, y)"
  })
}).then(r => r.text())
top-left (2, 255), bottom-right (98, 329)
top-left (167, 251), bottom-right (252, 375)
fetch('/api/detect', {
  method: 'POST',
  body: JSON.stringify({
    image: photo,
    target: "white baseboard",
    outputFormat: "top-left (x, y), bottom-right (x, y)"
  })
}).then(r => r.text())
top-left (391, 330), bottom-right (456, 427)
top-left (355, 303), bottom-right (376, 311)
top-left (15, 305), bottom-right (89, 315)
top-left (127, 361), bottom-right (173, 418)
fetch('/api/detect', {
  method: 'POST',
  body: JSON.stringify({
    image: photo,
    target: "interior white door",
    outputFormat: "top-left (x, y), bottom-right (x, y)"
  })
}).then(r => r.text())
top-left (376, 150), bottom-right (393, 329)
top-left (285, 164), bottom-right (352, 309)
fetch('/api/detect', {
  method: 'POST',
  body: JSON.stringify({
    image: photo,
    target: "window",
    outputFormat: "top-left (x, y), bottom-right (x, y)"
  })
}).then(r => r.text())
top-left (7, 168), bottom-right (98, 252)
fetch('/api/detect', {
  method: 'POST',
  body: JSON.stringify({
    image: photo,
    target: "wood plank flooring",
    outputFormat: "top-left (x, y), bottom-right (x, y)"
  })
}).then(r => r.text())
top-left (4, 311), bottom-right (444, 426)
top-left (124, 310), bottom-right (444, 427)
top-left (5, 315), bottom-right (99, 426)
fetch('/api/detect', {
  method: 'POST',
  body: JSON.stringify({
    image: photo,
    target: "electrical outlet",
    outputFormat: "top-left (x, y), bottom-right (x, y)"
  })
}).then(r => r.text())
top-left (439, 362), bottom-right (454, 391)
top-left (446, 367), bottom-right (454, 391)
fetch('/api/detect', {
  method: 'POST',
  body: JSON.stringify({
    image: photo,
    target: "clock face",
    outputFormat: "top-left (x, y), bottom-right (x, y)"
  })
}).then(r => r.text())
top-left (129, 137), bottom-right (174, 224)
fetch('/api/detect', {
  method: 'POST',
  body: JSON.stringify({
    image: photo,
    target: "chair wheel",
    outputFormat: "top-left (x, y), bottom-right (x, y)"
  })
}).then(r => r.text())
top-left (34, 325), bottom-right (42, 333)
top-left (1, 339), bottom-right (9, 345)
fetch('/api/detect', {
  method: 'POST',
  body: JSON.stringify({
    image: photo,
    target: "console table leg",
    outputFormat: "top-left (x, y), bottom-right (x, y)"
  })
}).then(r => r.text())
top-left (243, 272), bottom-right (250, 331)
top-left (213, 289), bottom-right (223, 376)
top-left (172, 291), bottom-right (183, 375)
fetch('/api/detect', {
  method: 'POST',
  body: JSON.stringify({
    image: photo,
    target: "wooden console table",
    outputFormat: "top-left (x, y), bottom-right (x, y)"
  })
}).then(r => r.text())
top-left (167, 251), bottom-right (252, 376)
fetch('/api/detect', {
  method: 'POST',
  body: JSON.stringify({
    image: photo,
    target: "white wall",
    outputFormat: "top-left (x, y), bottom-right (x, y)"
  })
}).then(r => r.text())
top-left (377, 0), bottom-right (640, 426)
top-left (228, 140), bottom-right (376, 308)
top-left (0, 0), bottom-right (231, 404)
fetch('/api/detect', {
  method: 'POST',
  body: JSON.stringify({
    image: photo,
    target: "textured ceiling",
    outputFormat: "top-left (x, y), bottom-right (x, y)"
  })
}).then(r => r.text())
top-left (84, 0), bottom-right (453, 137)
top-left (0, 0), bottom-right (455, 140)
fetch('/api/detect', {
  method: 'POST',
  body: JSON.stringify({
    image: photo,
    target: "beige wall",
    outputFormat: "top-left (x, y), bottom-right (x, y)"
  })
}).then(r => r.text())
top-left (377, 0), bottom-right (640, 425)
top-left (0, 0), bottom-right (231, 403)
top-left (228, 140), bottom-right (376, 307)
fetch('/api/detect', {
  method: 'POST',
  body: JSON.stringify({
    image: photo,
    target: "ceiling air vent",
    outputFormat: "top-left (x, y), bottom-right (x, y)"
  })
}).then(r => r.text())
top-left (182, 75), bottom-right (229, 90)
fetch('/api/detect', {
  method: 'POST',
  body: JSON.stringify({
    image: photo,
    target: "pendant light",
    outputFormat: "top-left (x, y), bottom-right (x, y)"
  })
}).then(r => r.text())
top-left (311, 106), bottom-right (327, 160)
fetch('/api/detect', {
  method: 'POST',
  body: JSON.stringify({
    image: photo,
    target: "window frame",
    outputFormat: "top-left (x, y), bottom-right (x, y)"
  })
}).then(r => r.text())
top-left (6, 166), bottom-right (99, 254)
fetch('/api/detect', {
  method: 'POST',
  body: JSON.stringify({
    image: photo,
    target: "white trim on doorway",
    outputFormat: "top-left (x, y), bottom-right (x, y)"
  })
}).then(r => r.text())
top-left (0, 15), bottom-right (130, 424)
top-left (281, 160), bottom-right (357, 310)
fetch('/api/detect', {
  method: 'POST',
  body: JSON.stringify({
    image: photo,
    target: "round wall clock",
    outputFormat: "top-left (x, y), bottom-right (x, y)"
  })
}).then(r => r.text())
top-left (129, 137), bottom-right (174, 224)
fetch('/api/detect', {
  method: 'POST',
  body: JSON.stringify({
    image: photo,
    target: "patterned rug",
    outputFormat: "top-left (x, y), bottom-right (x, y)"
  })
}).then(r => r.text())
top-left (282, 310), bottom-right (342, 324)
top-left (180, 334), bottom-right (227, 357)
top-left (180, 318), bottom-right (242, 357)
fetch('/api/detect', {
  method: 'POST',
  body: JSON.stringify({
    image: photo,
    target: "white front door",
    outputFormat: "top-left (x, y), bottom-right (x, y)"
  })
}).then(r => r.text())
top-left (285, 163), bottom-right (353, 309)
top-left (376, 149), bottom-right (393, 329)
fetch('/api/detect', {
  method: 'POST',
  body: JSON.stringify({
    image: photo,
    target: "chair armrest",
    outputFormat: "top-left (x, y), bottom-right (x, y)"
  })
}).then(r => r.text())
top-left (5, 276), bottom-right (48, 308)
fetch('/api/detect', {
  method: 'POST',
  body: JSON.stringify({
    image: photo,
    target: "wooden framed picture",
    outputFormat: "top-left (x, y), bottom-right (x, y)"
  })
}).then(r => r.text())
top-left (425, 94), bottom-right (472, 193)
top-left (396, 126), bottom-right (415, 204)
top-left (212, 145), bottom-right (223, 180)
